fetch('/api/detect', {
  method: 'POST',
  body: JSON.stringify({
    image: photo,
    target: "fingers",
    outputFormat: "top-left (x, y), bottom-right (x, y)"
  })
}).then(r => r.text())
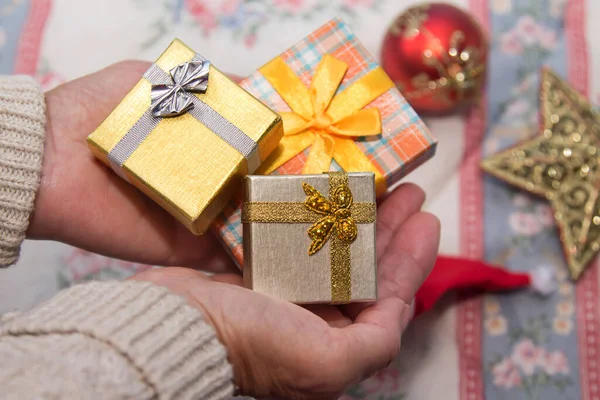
top-left (45, 60), bottom-right (151, 138)
top-left (377, 211), bottom-right (440, 303)
top-left (211, 273), bottom-right (354, 329)
top-left (130, 266), bottom-right (210, 287)
top-left (193, 251), bottom-right (240, 275)
top-left (169, 230), bottom-right (239, 271)
top-left (342, 211), bottom-right (440, 320)
top-left (338, 297), bottom-right (407, 380)
top-left (80, 61), bottom-right (151, 129)
top-left (38, 59), bottom-right (242, 271)
top-left (376, 183), bottom-right (426, 261)
top-left (211, 273), bottom-right (243, 285)
top-left (338, 211), bottom-right (439, 381)
top-left (304, 305), bottom-right (352, 328)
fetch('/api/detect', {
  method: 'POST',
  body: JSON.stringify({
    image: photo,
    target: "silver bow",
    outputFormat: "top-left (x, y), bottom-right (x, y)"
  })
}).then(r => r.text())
top-left (150, 60), bottom-right (210, 118)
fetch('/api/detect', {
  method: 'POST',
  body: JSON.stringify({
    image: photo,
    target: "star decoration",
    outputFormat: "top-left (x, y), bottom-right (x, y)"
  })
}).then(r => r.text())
top-left (482, 68), bottom-right (600, 280)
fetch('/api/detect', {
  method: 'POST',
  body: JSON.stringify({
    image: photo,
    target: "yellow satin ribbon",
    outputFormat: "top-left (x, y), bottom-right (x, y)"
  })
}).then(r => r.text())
top-left (257, 54), bottom-right (395, 195)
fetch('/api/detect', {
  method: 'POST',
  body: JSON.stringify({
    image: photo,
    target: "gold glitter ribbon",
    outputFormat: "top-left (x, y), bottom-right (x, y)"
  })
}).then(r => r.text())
top-left (242, 172), bottom-right (376, 303)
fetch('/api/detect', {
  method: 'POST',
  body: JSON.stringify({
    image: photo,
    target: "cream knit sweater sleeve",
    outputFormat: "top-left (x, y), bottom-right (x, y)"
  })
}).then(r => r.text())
top-left (0, 76), bottom-right (44, 266)
top-left (0, 76), bottom-right (235, 399)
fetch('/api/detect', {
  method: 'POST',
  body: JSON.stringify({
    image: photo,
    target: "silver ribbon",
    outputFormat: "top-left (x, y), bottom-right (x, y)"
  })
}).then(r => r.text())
top-left (108, 53), bottom-right (261, 181)
top-left (150, 60), bottom-right (209, 117)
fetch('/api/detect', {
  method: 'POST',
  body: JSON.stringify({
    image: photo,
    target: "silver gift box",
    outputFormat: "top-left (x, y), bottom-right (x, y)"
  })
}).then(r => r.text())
top-left (242, 172), bottom-right (377, 304)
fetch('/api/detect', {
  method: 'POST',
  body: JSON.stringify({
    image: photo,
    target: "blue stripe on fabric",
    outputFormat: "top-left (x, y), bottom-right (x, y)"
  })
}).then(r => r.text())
top-left (0, 0), bottom-right (31, 74)
top-left (482, 3), bottom-right (581, 400)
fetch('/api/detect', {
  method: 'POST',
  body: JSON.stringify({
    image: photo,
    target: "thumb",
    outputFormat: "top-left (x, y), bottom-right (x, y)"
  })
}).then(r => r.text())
top-left (45, 61), bottom-right (151, 139)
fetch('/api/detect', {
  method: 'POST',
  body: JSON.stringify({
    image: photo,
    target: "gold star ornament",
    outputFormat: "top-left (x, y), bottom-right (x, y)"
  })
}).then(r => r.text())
top-left (482, 68), bottom-right (600, 280)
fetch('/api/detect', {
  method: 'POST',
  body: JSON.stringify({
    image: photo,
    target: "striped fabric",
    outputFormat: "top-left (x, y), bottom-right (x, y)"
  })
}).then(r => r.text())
top-left (212, 18), bottom-right (437, 267)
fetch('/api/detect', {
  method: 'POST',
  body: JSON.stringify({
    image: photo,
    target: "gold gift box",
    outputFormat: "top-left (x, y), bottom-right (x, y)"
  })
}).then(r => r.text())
top-left (242, 172), bottom-right (377, 304)
top-left (87, 39), bottom-right (283, 234)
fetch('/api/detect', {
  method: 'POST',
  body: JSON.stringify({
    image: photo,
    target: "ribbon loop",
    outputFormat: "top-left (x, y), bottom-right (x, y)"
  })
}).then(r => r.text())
top-left (150, 60), bottom-right (210, 118)
top-left (170, 60), bottom-right (210, 92)
top-left (310, 55), bottom-right (348, 114)
top-left (258, 55), bottom-right (394, 192)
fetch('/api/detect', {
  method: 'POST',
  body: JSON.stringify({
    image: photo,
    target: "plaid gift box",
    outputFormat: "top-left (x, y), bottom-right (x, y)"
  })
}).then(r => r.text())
top-left (213, 18), bottom-right (437, 267)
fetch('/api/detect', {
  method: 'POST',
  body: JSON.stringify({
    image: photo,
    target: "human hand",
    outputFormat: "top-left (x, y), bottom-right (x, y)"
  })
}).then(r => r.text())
top-left (28, 61), bottom-right (237, 272)
top-left (131, 183), bottom-right (440, 399)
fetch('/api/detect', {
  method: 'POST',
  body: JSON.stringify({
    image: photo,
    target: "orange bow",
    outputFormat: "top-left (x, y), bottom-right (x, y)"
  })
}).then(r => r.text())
top-left (256, 54), bottom-right (394, 194)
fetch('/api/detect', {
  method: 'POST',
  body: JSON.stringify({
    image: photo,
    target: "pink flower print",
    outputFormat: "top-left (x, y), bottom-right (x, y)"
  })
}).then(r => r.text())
top-left (185, 0), bottom-right (219, 34)
top-left (544, 351), bottom-right (570, 375)
top-left (485, 315), bottom-right (508, 336)
top-left (361, 368), bottom-right (401, 394)
top-left (113, 259), bottom-right (154, 275)
top-left (512, 74), bottom-right (536, 95)
top-left (515, 15), bottom-right (538, 45)
top-left (491, 0), bottom-right (512, 14)
top-left (556, 301), bottom-right (574, 316)
top-left (501, 31), bottom-right (524, 55)
top-left (271, 0), bottom-right (318, 15)
top-left (485, 137), bottom-right (501, 154)
top-left (553, 316), bottom-right (573, 335)
top-left (546, 350), bottom-right (569, 375)
top-left (244, 33), bottom-right (257, 47)
top-left (536, 348), bottom-right (549, 366)
top-left (512, 193), bottom-right (532, 208)
top-left (504, 98), bottom-right (531, 119)
top-left (550, 0), bottom-right (567, 19)
top-left (511, 339), bottom-right (539, 375)
top-left (492, 358), bottom-right (522, 389)
top-left (509, 212), bottom-right (542, 236)
top-left (343, 0), bottom-right (376, 7)
top-left (534, 204), bottom-right (555, 227)
top-left (220, 0), bottom-right (243, 15)
top-left (559, 282), bottom-right (573, 295)
top-left (529, 111), bottom-right (538, 126)
top-left (64, 249), bottom-right (112, 282)
top-left (537, 27), bottom-right (558, 50)
top-left (484, 297), bottom-right (501, 315)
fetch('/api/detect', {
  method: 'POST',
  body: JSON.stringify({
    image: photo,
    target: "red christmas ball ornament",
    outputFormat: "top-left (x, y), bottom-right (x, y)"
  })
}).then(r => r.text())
top-left (381, 3), bottom-right (488, 114)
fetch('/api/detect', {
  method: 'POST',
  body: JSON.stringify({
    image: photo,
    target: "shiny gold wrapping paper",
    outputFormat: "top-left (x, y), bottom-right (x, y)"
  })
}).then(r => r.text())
top-left (243, 173), bottom-right (377, 304)
top-left (87, 39), bottom-right (283, 234)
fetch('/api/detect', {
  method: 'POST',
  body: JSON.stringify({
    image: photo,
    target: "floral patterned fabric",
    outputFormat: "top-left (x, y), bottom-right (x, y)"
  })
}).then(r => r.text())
top-left (480, 1), bottom-right (585, 399)
top-left (137, 0), bottom-right (385, 48)
top-left (1, 0), bottom-right (599, 399)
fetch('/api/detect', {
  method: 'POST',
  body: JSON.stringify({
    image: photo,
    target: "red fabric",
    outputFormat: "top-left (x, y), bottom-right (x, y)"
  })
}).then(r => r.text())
top-left (413, 256), bottom-right (532, 318)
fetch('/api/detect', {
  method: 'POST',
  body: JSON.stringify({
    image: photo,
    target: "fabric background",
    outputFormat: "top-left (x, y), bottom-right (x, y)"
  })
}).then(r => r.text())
top-left (0, 0), bottom-right (597, 399)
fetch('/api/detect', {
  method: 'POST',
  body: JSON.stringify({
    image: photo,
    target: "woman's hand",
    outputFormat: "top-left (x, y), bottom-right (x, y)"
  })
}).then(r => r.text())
top-left (28, 61), bottom-right (236, 272)
top-left (33, 59), bottom-right (441, 398)
top-left (131, 183), bottom-right (440, 399)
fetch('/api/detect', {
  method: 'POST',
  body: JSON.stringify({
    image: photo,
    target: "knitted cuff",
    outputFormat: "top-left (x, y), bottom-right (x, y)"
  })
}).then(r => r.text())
top-left (0, 76), bottom-right (45, 267)
top-left (0, 280), bottom-right (234, 400)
